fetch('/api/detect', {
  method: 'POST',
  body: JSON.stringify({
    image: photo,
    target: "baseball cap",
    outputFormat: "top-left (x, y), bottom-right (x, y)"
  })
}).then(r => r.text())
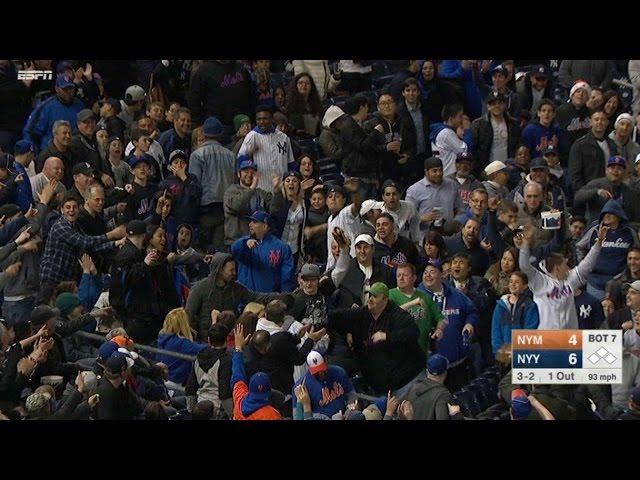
top-left (98, 340), bottom-right (120, 360)
top-left (72, 162), bottom-right (94, 177)
top-left (511, 389), bottom-right (532, 419)
top-left (326, 184), bottom-right (346, 197)
top-left (100, 97), bottom-right (121, 114)
top-left (366, 282), bottom-right (389, 297)
top-left (203, 116), bottom-right (223, 137)
top-left (237, 154), bottom-right (257, 171)
top-left (427, 353), bottom-right (449, 375)
top-left (247, 210), bottom-right (271, 224)
top-left (25, 392), bottom-right (52, 412)
top-left (456, 152), bottom-right (474, 163)
top-left (238, 156), bottom-right (257, 171)
top-left (491, 65), bottom-right (508, 76)
top-left (381, 179), bottom-right (399, 192)
top-left (306, 351), bottom-right (328, 375)
top-left (607, 155), bottom-right (626, 168)
top-left (424, 156), bottom-right (443, 170)
top-left (531, 64), bottom-right (549, 79)
top-left (248, 372), bottom-right (272, 401)
top-left (14, 139), bottom-right (34, 155)
top-left (543, 144), bottom-right (558, 156)
top-left (125, 85), bottom-right (146, 103)
top-left (77, 109), bottom-right (96, 123)
top-left (128, 154), bottom-right (152, 169)
top-left (354, 234), bottom-right (374, 246)
top-left (626, 280), bottom-right (640, 292)
top-left (530, 157), bottom-right (550, 170)
top-left (105, 353), bottom-right (129, 374)
top-left (569, 81), bottom-right (592, 99)
top-left (486, 90), bottom-right (507, 104)
top-left (300, 263), bottom-right (321, 278)
top-left (484, 160), bottom-right (508, 176)
top-left (30, 305), bottom-right (60, 326)
top-left (169, 149), bottom-right (188, 164)
top-left (322, 105), bottom-right (346, 128)
top-left (283, 170), bottom-right (302, 181)
top-left (359, 199), bottom-right (384, 216)
top-left (55, 74), bottom-right (75, 89)
top-left (126, 219), bottom-right (147, 236)
top-left (425, 259), bottom-right (443, 272)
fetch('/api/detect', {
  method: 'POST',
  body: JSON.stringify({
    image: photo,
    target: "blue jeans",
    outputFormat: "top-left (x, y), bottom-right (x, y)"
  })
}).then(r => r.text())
top-left (2, 297), bottom-right (35, 327)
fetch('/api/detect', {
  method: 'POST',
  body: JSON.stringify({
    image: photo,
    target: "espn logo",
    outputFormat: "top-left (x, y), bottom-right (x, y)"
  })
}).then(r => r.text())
top-left (18, 70), bottom-right (53, 80)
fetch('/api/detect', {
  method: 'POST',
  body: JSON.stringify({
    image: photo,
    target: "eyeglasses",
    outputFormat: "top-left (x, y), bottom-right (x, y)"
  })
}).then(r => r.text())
top-left (378, 100), bottom-right (395, 106)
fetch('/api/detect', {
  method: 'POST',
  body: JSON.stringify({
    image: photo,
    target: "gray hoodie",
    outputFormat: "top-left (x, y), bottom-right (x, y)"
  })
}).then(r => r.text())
top-left (403, 376), bottom-right (453, 420)
top-left (185, 252), bottom-right (289, 341)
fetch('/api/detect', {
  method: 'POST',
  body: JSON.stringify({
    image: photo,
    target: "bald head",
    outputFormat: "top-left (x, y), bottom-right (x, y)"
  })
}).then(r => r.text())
top-left (43, 157), bottom-right (64, 181)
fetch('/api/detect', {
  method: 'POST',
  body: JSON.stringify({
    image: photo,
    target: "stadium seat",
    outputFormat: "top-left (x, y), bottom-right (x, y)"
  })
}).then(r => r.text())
top-left (464, 384), bottom-right (491, 411)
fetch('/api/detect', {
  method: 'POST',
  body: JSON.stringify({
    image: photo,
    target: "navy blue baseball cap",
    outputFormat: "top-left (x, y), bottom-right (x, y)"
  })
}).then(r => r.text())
top-left (248, 372), bottom-right (272, 401)
top-left (128, 154), bottom-right (152, 169)
top-left (247, 210), bottom-right (271, 224)
top-left (238, 155), bottom-right (257, 171)
top-left (98, 340), bottom-right (120, 361)
top-left (14, 140), bottom-right (34, 155)
top-left (427, 353), bottom-right (449, 375)
top-left (511, 389), bottom-right (532, 419)
top-left (530, 157), bottom-right (549, 170)
top-left (607, 155), bottom-right (627, 168)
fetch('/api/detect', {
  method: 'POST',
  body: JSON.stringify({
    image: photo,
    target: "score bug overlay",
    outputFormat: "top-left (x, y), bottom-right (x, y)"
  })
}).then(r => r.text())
top-left (511, 330), bottom-right (622, 384)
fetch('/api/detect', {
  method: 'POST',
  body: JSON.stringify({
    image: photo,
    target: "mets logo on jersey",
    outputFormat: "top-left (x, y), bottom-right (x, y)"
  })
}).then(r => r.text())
top-left (268, 250), bottom-right (282, 267)
top-left (547, 284), bottom-right (572, 300)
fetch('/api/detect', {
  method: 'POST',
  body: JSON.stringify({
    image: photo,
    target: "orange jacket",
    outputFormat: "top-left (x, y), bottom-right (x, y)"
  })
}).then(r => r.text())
top-left (232, 381), bottom-right (282, 420)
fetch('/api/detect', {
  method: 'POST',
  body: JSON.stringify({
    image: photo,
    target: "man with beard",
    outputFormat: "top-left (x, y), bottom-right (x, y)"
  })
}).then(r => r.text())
top-left (406, 155), bottom-right (464, 241)
top-left (444, 217), bottom-right (494, 277)
top-left (23, 74), bottom-right (84, 154)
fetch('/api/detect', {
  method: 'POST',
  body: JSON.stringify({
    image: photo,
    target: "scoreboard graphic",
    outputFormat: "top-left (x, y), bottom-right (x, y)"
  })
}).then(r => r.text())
top-left (511, 330), bottom-right (622, 384)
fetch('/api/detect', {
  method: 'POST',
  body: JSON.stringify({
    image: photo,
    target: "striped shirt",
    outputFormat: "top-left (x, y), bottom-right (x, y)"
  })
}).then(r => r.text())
top-left (238, 128), bottom-right (294, 192)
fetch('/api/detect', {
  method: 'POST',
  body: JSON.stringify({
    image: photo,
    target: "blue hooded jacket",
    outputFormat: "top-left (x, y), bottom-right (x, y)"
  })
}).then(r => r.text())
top-left (418, 281), bottom-right (478, 364)
top-left (579, 199), bottom-right (638, 291)
top-left (156, 333), bottom-right (208, 385)
top-left (231, 233), bottom-right (296, 292)
top-left (491, 292), bottom-right (539, 354)
top-left (22, 95), bottom-right (84, 153)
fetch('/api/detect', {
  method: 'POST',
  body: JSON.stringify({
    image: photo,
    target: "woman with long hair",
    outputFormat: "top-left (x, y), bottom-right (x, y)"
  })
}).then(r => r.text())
top-left (485, 247), bottom-right (520, 296)
top-left (297, 152), bottom-right (319, 199)
top-left (156, 307), bottom-right (207, 385)
top-left (285, 73), bottom-right (324, 138)
top-left (273, 171), bottom-right (306, 265)
top-left (417, 231), bottom-right (446, 280)
top-left (602, 90), bottom-right (626, 134)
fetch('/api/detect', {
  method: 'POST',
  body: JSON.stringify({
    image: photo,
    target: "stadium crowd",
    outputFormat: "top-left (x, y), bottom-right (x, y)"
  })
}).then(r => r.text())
top-left (1, 58), bottom-right (640, 421)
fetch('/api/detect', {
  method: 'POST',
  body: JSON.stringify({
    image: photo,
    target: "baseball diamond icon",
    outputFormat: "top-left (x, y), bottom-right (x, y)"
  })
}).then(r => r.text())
top-left (588, 347), bottom-right (617, 365)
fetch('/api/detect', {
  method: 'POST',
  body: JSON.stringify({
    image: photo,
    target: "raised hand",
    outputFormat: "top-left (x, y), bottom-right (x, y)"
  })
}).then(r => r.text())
top-left (233, 324), bottom-right (251, 350)
top-left (597, 222), bottom-right (609, 245)
top-left (247, 239), bottom-right (259, 249)
top-left (386, 390), bottom-right (400, 417)
top-left (271, 173), bottom-right (282, 192)
top-left (250, 171), bottom-right (260, 190)
top-left (15, 227), bottom-right (31, 245)
top-left (38, 179), bottom-right (58, 205)
top-left (307, 326), bottom-right (327, 343)
top-left (78, 253), bottom-right (97, 275)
